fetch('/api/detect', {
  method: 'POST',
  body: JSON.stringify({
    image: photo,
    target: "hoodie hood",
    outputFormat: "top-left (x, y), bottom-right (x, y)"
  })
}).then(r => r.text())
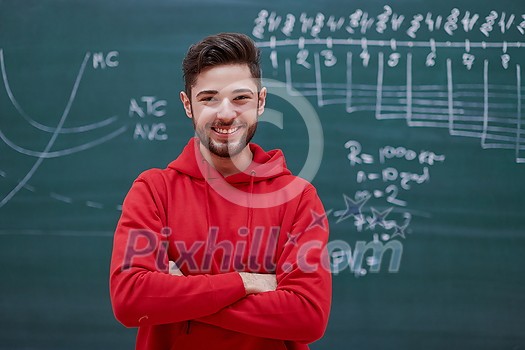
top-left (166, 138), bottom-right (295, 256)
top-left (167, 138), bottom-right (292, 183)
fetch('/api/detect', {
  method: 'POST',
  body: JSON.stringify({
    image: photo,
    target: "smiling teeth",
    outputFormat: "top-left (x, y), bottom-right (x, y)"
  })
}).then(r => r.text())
top-left (215, 127), bottom-right (238, 134)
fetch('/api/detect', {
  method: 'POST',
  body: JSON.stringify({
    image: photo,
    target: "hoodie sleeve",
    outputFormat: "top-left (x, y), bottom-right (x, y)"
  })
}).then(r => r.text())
top-left (109, 171), bottom-right (246, 328)
top-left (196, 185), bottom-right (332, 343)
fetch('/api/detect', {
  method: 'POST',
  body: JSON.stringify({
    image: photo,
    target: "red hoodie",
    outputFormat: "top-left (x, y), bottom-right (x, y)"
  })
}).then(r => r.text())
top-left (110, 138), bottom-right (332, 350)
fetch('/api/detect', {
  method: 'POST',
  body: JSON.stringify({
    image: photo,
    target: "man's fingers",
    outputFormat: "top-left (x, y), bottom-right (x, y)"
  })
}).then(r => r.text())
top-left (266, 274), bottom-right (277, 291)
top-left (169, 261), bottom-right (183, 276)
top-left (239, 272), bottom-right (277, 294)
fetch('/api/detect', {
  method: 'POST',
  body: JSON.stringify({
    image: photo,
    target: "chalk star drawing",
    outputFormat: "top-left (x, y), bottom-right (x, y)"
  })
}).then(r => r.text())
top-left (334, 193), bottom-right (370, 224)
top-left (391, 225), bottom-right (407, 239)
top-left (367, 207), bottom-right (393, 230)
top-left (391, 212), bottom-right (412, 239)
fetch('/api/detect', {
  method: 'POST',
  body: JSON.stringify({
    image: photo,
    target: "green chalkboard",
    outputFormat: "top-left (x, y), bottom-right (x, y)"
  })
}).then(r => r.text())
top-left (1, 0), bottom-right (525, 349)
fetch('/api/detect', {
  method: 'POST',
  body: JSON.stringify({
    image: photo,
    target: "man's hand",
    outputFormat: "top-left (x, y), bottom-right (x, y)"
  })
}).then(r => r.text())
top-left (169, 261), bottom-right (276, 295)
top-left (169, 261), bottom-right (184, 276)
top-left (238, 272), bottom-right (277, 294)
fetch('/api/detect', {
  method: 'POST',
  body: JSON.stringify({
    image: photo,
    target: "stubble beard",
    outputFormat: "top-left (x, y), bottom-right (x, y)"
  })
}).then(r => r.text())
top-left (193, 118), bottom-right (258, 158)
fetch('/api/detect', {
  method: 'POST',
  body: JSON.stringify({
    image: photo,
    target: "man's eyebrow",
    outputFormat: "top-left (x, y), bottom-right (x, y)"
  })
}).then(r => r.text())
top-left (195, 90), bottom-right (218, 98)
top-left (195, 88), bottom-right (255, 98)
top-left (232, 88), bottom-right (255, 94)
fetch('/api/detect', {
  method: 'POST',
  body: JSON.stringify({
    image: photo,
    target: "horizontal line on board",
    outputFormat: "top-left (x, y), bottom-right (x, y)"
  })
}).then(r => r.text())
top-left (0, 230), bottom-right (113, 237)
top-left (268, 81), bottom-right (523, 92)
top-left (256, 38), bottom-right (525, 49)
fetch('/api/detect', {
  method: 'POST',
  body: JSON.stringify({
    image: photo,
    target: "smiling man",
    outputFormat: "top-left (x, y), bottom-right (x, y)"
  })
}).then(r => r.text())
top-left (181, 61), bottom-right (263, 176)
top-left (110, 33), bottom-right (332, 350)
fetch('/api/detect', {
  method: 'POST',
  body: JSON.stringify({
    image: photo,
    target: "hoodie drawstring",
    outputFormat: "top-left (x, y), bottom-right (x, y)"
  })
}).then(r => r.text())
top-left (203, 159), bottom-right (212, 233)
top-left (247, 170), bottom-right (255, 229)
top-left (246, 170), bottom-right (256, 270)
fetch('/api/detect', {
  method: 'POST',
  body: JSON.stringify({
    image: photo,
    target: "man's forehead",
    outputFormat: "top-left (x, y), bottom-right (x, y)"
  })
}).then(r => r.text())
top-left (192, 64), bottom-right (258, 95)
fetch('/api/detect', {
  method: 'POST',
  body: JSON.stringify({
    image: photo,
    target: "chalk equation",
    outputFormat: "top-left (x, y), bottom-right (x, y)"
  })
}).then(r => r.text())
top-left (253, 7), bottom-right (525, 164)
top-left (327, 140), bottom-right (445, 276)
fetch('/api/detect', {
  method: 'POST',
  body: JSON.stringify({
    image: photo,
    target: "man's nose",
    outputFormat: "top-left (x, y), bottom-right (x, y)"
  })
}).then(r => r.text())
top-left (216, 98), bottom-right (236, 120)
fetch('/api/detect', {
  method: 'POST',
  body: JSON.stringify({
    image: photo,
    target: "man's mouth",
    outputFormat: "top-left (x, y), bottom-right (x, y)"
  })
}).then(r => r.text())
top-left (211, 126), bottom-right (241, 135)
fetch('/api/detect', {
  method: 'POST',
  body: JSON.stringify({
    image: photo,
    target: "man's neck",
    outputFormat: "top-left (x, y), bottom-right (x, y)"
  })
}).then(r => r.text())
top-left (199, 143), bottom-right (253, 177)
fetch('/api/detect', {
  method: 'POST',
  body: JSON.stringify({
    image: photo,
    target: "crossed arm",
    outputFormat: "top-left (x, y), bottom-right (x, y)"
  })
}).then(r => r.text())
top-left (169, 261), bottom-right (277, 294)
top-left (109, 177), bottom-right (331, 343)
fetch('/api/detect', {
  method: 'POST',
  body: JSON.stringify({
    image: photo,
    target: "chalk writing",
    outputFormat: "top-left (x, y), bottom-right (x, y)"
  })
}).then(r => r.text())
top-left (129, 96), bottom-right (168, 141)
top-left (329, 138), bottom-right (444, 276)
top-left (253, 8), bottom-right (525, 39)
top-left (333, 138), bottom-right (444, 275)
top-left (254, 6), bottom-right (525, 164)
top-left (92, 51), bottom-right (119, 69)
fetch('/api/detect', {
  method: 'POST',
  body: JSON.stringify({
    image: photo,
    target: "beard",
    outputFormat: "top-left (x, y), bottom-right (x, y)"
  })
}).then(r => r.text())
top-left (193, 118), bottom-right (257, 158)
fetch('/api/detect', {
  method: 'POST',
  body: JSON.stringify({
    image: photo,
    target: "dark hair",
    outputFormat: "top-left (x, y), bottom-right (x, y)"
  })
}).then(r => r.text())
top-left (182, 32), bottom-right (261, 97)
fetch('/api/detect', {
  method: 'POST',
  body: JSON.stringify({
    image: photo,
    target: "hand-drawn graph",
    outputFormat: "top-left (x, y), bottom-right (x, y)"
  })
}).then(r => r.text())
top-left (252, 7), bottom-right (525, 275)
top-left (253, 7), bottom-right (525, 164)
top-left (0, 50), bottom-right (127, 209)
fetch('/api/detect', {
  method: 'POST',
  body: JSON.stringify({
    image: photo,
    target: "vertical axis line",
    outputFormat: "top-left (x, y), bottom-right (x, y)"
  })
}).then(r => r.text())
top-left (406, 53), bottom-right (413, 125)
top-left (285, 58), bottom-right (294, 95)
top-left (516, 64), bottom-right (523, 163)
top-left (375, 52), bottom-right (384, 120)
top-left (314, 52), bottom-right (324, 107)
top-left (481, 59), bottom-right (489, 148)
top-left (447, 59), bottom-right (455, 134)
top-left (346, 51), bottom-right (352, 113)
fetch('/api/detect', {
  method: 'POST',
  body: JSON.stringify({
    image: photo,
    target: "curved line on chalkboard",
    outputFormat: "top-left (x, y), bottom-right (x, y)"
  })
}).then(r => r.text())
top-left (0, 49), bottom-right (117, 134)
top-left (0, 125), bottom-right (127, 158)
top-left (0, 52), bottom-right (90, 208)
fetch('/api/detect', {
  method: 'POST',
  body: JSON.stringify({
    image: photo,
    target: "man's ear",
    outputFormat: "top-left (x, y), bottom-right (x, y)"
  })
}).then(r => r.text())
top-left (257, 87), bottom-right (267, 117)
top-left (180, 91), bottom-right (193, 118)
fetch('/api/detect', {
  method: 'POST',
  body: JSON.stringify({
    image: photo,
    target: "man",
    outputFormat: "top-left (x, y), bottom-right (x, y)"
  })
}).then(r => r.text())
top-left (110, 32), bottom-right (331, 350)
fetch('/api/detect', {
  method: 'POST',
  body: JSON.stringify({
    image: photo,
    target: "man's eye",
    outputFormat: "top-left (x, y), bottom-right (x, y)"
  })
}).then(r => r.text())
top-left (200, 97), bottom-right (215, 102)
top-left (234, 95), bottom-right (250, 100)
